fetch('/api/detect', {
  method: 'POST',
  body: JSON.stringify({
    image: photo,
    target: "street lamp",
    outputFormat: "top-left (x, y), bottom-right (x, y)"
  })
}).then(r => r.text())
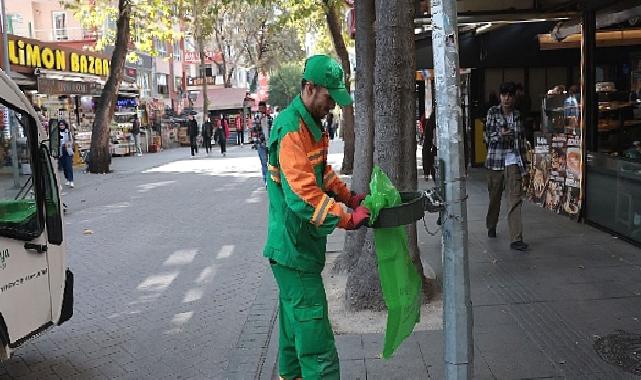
top-left (1, 0), bottom-right (20, 188)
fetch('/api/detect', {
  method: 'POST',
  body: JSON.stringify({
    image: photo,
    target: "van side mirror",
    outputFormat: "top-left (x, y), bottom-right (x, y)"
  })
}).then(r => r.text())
top-left (49, 122), bottom-right (60, 159)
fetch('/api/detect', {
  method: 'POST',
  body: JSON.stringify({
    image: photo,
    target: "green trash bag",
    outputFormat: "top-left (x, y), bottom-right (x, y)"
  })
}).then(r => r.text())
top-left (363, 166), bottom-right (422, 359)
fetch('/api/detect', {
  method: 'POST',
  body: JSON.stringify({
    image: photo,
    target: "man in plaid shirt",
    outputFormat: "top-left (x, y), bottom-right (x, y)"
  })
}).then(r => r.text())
top-left (484, 82), bottom-right (529, 251)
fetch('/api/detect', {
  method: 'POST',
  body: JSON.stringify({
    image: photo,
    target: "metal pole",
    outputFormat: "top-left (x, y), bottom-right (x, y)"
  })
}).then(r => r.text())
top-left (430, 0), bottom-right (473, 379)
top-left (1, 0), bottom-right (20, 188)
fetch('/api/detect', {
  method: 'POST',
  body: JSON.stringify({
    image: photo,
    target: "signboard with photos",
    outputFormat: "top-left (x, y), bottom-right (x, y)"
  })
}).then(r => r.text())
top-left (528, 131), bottom-right (582, 220)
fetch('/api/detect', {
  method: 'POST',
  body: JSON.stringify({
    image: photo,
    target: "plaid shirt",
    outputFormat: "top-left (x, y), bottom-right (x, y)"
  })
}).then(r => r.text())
top-left (484, 106), bottom-right (528, 175)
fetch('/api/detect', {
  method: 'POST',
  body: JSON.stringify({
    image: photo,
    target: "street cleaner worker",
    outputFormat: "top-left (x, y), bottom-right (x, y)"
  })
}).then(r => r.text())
top-left (263, 55), bottom-right (370, 379)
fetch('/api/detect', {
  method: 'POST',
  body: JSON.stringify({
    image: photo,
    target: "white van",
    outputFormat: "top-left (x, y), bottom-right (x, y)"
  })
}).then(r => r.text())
top-left (0, 68), bottom-right (73, 360)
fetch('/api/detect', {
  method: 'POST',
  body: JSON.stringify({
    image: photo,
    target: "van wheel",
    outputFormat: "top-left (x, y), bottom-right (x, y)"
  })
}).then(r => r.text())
top-left (0, 314), bottom-right (9, 360)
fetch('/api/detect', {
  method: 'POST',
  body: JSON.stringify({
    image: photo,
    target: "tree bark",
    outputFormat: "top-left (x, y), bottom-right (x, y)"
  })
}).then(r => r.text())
top-left (373, 0), bottom-right (432, 299)
top-left (342, 0), bottom-right (384, 312)
top-left (335, 0), bottom-right (374, 274)
top-left (194, 0), bottom-right (208, 123)
top-left (89, 0), bottom-right (131, 173)
top-left (324, 1), bottom-right (355, 175)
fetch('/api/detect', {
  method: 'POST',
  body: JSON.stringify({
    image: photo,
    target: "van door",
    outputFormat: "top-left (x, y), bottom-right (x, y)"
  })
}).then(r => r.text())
top-left (0, 111), bottom-right (51, 348)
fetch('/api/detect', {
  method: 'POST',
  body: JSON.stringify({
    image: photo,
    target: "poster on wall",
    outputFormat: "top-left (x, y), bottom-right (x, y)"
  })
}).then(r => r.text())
top-left (561, 135), bottom-right (582, 219)
top-left (530, 134), bottom-right (551, 206)
top-left (527, 132), bottom-right (582, 220)
top-left (544, 134), bottom-right (567, 212)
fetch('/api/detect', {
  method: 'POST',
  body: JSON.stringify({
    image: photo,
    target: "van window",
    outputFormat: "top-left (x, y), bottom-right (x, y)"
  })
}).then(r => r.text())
top-left (0, 110), bottom-right (41, 240)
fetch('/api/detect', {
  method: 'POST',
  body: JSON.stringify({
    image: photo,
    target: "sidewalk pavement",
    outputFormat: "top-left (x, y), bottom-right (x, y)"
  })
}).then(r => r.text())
top-left (263, 168), bottom-right (641, 379)
top-left (64, 144), bottom-right (246, 190)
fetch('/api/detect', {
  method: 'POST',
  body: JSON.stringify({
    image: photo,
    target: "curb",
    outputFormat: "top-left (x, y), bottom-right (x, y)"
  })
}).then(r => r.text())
top-left (220, 269), bottom-right (279, 379)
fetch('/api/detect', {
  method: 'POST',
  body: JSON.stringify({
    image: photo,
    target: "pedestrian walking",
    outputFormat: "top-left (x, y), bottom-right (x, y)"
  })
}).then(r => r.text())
top-left (236, 113), bottom-right (244, 145)
top-left (202, 115), bottom-right (214, 155)
top-left (187, 114), bottom-right (199, 157)
top-left (59, 120), bottom-right (74, 188)
top-left (132, 114), bottom-right (142, 157)
top-left (264, 54), bottom-right (370, 380)
top-left (485, 82), bottom-right (529, 251)
top-left (326, 111), bottom-right (334, 140)
top-left (215, 115), bottom-right (228, 156)
top-left (422, 110), bottom-right (436, 183)
top-left (253, 102), bottom-right (272, 183)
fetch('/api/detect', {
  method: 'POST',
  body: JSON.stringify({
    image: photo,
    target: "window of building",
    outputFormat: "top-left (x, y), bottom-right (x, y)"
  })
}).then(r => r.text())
top-left (52, 12), bottom-right (68, 40)
top-left (137, 72), bottom-right (151, 99)
top-left (154, 38), bottom-right (168, 57)
top-left (173, 40), bottom-right (181, 60)
top-left (157, 74), bottom-right (169, 95)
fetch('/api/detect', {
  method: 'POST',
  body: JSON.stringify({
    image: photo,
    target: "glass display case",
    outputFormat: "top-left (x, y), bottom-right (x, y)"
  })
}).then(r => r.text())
top-left (541, 90), bottom-right (581, 134)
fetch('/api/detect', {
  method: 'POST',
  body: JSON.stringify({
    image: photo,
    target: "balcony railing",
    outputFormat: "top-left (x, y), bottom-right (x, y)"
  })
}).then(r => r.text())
top-left (31, 27), bottom-right (99, 42)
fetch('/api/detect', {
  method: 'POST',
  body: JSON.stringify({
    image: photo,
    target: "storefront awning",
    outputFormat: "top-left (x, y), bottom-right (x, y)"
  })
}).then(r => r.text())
top-left (35, 69), bottom-right (139, 97)
top-left (194, 88), bottom-right (249, 111)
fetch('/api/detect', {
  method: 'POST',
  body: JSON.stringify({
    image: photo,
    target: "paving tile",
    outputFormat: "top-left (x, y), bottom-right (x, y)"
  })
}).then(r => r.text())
top-left (365, 355), bottom-right (429, 380)
top-left (335, 334), bottom-right (364, 360)
top-left (362, 332), bottom-right (422, 360)
top-left (340, 359), bottom-right (366, 380)
top-left (474, 330), bottom-right (557, 379)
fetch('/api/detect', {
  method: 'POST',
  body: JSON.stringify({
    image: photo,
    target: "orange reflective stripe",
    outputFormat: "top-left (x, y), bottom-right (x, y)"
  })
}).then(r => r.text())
top-left (307, 148), bottom-right (326, 167)
top-left (311, 194), bottom-right (334, 226)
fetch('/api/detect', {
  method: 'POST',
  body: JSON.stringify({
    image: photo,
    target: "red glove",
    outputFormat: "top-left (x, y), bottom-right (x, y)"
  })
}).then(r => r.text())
top-left (345, 206), bottom-right (370, 230)
top-left (347, 192), bottom-right (366, 210)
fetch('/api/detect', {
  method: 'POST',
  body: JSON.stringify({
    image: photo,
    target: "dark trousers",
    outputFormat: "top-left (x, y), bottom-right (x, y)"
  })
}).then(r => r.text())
top-left (190, 138), bottom-right (198, 156)
top-left (61, 151), bottom-right (74, 182)
top-left (237, 130), bottom-right (244, 145)
top-left (203, 136), bottom-right (212, 153)
top-left (219, 138), bottom-right (226, 154)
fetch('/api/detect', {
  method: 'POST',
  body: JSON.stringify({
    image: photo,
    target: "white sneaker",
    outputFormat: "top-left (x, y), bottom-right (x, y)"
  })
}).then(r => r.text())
top-left (69, 182), bottom-right (74, 188)
top-left (65, 180), bottom-right (71, 186)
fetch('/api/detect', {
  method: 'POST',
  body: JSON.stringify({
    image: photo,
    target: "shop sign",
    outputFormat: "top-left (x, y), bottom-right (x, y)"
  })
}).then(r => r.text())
top-left (117, 98), bottom-right (137, 108)
top-left (125, 67), bottom-right (137, 79)
top-left (186, 76), bottom-right (216, 86)
top-left (183, 51), bottom-right (221, 64)
top-left (37, 77), bottom-right (102, 96)
top-left (6, 35), bottom-right (110, 76)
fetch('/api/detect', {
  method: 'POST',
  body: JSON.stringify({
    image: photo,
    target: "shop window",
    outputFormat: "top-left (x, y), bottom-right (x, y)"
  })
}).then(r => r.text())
top-left (584, 56), bottom-right (641, 245)
top-left (157, 74), bottom-right (169, 95)
top-left (52, 12), bottom-right (68, 40)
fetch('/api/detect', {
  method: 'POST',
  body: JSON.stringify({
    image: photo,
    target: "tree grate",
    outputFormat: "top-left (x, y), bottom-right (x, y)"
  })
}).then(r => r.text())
top-left (593, 330), bottom-right (641, 375)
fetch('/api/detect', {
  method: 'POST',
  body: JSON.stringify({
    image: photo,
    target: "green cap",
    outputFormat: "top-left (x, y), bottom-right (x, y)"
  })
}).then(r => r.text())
top-left (303, 55), bottom-right (353, 107)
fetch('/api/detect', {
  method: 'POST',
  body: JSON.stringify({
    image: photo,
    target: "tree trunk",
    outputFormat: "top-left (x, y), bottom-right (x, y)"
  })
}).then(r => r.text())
top-left (89, 0), bottom-right (131, 174)
top-left (342, 0), bottom-right (385, 311)
top-left (194, 0), bottom-right (208, 123)
top-left (373, 0), bottom-right (432, 299)
top-left (324, 1), bottom-right (355, 175)
top-left (335, 0), bottom-right (374, 274)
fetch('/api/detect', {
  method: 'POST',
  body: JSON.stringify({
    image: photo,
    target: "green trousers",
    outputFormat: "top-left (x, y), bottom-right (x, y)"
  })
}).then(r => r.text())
top-left (270, 262), bottom-right (340, 380)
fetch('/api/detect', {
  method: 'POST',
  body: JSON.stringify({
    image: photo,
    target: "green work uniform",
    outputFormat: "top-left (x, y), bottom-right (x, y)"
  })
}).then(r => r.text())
top-left (264, 98), bottom-right (345, 380)
top-left (263, 55), bottom-right (353, 380)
